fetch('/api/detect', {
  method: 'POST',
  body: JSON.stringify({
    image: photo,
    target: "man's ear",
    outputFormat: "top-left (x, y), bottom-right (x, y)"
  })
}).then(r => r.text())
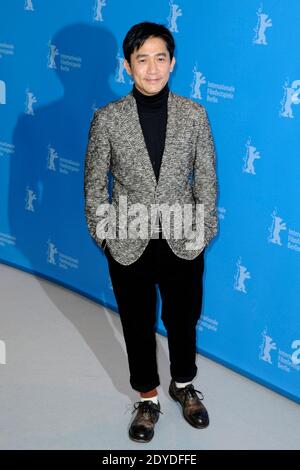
top-left (170, 56), bottom-right (176, 72)
top-left (124, 59), bottom-right (132, 76)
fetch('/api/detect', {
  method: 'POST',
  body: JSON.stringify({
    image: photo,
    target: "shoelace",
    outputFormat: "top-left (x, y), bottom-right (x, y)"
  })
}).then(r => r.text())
top-left (132, 400), bottom-right (164, 419)
top-left (179, 384), bottom-right (204, 406)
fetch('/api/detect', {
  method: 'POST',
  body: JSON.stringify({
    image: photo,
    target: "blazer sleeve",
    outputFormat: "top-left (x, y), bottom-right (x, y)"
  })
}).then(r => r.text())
top-left (192, 106), bottom-right (219, 246)
top-left (84, 109), bottom-right (111, 248)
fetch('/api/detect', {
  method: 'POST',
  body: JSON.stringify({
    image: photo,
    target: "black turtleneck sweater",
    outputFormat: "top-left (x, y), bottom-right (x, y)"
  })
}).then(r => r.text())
top-left (132, 82), bottom-right (169, 182)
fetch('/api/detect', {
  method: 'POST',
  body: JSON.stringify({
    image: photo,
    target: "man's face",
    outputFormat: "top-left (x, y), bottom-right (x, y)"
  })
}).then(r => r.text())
top-left (124, 36), bottom-right (175, 96)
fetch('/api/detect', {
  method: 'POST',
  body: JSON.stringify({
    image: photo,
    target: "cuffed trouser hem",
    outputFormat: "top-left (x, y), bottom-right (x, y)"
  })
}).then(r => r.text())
top-left (130, 377), bottom-right (160, 393)
top-left (172, 375), bottom-right (196, 383)
top-left (171, 365), bottom-right (197, 384)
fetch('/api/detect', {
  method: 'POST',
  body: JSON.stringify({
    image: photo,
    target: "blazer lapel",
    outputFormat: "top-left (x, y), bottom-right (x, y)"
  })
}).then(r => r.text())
top-left (119, 90), bottom-right (178, 189)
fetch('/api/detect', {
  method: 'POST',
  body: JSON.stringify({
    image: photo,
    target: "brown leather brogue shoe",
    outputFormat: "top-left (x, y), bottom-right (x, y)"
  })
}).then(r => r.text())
top-left (128, 400), bottom-right (163, 443)
top-left (169, 379), bottom-right (209, 428)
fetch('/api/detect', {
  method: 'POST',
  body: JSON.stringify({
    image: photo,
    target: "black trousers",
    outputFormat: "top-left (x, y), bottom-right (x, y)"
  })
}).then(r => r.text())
top-left (104, 234), bottom-right (205, 393)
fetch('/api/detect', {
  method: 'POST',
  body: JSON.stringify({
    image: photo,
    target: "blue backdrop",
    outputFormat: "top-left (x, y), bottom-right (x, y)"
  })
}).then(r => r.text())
top-left (1, 0), bottom-right (299, 404)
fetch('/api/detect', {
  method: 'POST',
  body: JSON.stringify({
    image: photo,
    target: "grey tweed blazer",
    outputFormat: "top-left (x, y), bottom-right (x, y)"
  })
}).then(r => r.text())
top-left (84, 89), bottom-right (218, 266)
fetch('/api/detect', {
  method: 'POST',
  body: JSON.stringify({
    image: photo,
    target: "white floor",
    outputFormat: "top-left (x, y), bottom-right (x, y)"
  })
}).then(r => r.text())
top-left (0, 262), bottom-right (299, 450)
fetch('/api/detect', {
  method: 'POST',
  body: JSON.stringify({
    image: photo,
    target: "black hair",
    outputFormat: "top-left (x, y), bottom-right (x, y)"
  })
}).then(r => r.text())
top-left (122, 21), bottom-right (175, 65)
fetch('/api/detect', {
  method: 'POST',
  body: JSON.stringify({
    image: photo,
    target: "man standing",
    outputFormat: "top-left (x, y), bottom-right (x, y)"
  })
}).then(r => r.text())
top-left (84, 21), bottom-right (218, 443)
